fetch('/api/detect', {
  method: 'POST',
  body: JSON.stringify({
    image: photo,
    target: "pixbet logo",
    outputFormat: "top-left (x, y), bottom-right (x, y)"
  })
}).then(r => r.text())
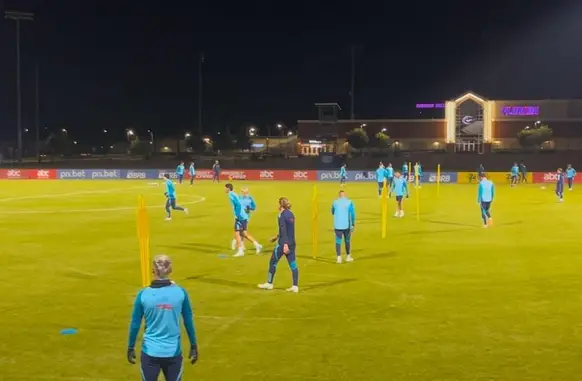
top-left (354, 171), bottom-right (375, 181)
top-left (126, 171), bottom-right (146, 179)
top-left (320, 171), bottom-right (340, 180)
top-left (7, 169), bottom-right (21, 178)
top-left (59, 170), bottom-right (86, 179)
top-left (91, 170), bottom-right (118, 179)
top-left (293, 171), bottom-right (308, 180)
top-left (159, 172), bottom-right (178, 179)
top-left (260, 170), bottom-right (274, 179)
top-left (429, 175), bottom-right (451, 183)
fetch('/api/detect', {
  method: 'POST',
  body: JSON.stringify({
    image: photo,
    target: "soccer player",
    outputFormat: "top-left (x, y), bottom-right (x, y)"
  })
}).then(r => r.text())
top-left (556, 168), bottom-right (565, 202)
top-left (390, 171), bottom-right (409, 218)
top-left (402, 162), bottom-right (409, 182)
top-left (566, 164), bottom-right (576, 190)
top-left (339, 164), bottom-right (347, 187)
top-left (478, 164), bottom-right (485, 176)
top-left (225, 183), bottom-right (250, 257)
top-left (176, 162), bottom-right (185, 184)
top-left (331, 190), bottom-right (355, 264)
top-left (414, 161), bottom-right (423, 188)
top-left (477, 173), bottom-right (494, 228)
top-left (164, 174), bottom-right (188, 221)
top-left (230, 187), bottom-right (263, 254)
top-left (385, 163), bottom-right (394, 187)
top-left (189, 161), bottom-right (196, 185)
top-left (510, 162), bottom-right (519, 187)
top-left (127, 254), bottom-right (198, 381)
top-left (258, 197), bottom-right (299, 293)
top-left (519, 160), bottom-right (528, 183)
top-left (375, 163), bottom-right (386, 197)
top-left (212, 160), bottom-right (221, 183)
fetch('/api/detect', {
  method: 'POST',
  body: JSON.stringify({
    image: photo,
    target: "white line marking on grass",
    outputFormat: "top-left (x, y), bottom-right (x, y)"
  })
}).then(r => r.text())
top-left (0, 185), bottom-right (152, 203)
top-left (197, 314), bottom-right (329, 321)
top-left (0, 195), bottom-right (206, 215)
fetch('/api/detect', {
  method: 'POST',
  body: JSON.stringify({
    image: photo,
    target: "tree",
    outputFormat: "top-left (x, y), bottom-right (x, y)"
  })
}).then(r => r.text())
top-left (346, 128), bottom-right (369, 150)
top-left (214, 133), bottom-right (237, 151)
top-left (46, 132), bottom-right (73, 156)
top-left (129, 137), bottom-right (152, 157)
top-left (187, 135), bottom-right (206, 153)
top-left (517, 124), bottom-right (553, 148)
top-left (373, 131), bottom-right (391, 149)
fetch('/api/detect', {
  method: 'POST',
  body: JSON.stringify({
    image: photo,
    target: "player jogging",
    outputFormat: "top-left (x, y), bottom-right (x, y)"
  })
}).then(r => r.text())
top-left (566, 164), bottom-right (576, 190)
top-left (176, 162), bottom-right (185, 184)
top-left (339, 164), bottom-right (347, 187)
top-left (127, 254), bottom-right (198, 381)
top-left (385, 163), bottom-right (394, 187)
top-left (510, 162), bottom-right (519, 187)
top-left (390, 171), bottom-right (409, 218)
top-left (376, 163), bottom-right (386, 197)
top-left (258, 197), bottom-right (299, 293)
top-left (189, 161), bottom-right (196, 185)
top-left (164, 174), bottom-right (188, 221)
top-left (225, 183), bottom-right (251, 257)
top-left (212, 161), bottom-right (221, 183)
top-left (477, 173), bottom-right (494, 228)
top-left (519, 161), bottom-right (528, 183)
top-left (332, 190), bottom-right (355, 264)
top-left (556, 168), bottom-right (565, 202)
top-left (230, 187), bottom-right (263, 254)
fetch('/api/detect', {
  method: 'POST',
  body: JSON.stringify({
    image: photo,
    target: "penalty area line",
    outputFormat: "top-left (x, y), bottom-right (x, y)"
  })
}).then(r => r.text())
top-left (0, 185), bottom-right (154, 203)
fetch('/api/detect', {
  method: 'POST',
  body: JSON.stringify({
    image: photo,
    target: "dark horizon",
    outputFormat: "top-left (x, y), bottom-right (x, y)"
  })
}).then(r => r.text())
top-left (1, 0), bottom-right (581, 144)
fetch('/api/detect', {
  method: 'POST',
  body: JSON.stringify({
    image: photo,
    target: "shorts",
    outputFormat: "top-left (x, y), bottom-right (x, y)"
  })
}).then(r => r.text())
top-left (480, 201), bottom-right (491, 212)
top-left (234, 219), bottom-right (248, 232)
top-left (396, 195), bottom-right (403, 202)
top-left (334, 229), bottom-right (351, 242)
top-left (274, 243), bottom-right (297, 264)
top-left (166, 198), bottom-right (177, 209)
top-left (141, 352), bottom-right (183, 381)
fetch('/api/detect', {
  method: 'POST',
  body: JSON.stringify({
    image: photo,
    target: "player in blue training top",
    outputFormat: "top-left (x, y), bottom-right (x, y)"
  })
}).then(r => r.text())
top-left (189, 161), bottom-right (196, 186)
top-left (555, 168), bottom-right (565, 202)
top-left (385, 163), bottom-right (394, 187)
top-left (376, 163), bottom-right (386, 197)
top-left (331, 190), bottom-right (356, 264)
top-left (566, 164), bottom-right (576, 191)
top-left (127, 254), bottom-right (198, 381)
top-left (477, 173), bottom-right (495, 228)
top-left (478, 164), bottom-right (485, 176)
top-left (230, 187), bottom-right (263, 254)
top-left (258, 197), bottom-right (299, 293)
top-left (225, 183), bottom-right (250, 257)
top-left (510, 162), bottom-right (519, 187)
top-left (402, 162), bottom-right (409, 182)
top-left (212, 160), bottom-right (221, 183)
top-left (390, 171), bottom-right (409, 218)
top-left (339, 164), bottom-right (348, 187)
top-left (414, 161), bottom-right (423, 188)
top-left (519, 160), bottom-right (528, 184)
top-left (164, 174), bottom-right (188, 221)
top-left (176, 162), bottom-right (185, 184)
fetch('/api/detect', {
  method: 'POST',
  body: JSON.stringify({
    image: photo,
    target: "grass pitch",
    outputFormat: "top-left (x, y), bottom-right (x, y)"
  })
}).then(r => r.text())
top-left (1, 179), bottom-right (582, 381)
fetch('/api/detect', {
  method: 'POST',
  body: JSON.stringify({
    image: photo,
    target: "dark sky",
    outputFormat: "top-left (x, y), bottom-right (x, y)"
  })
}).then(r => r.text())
top-left (1, 0), bottom-right (580, 143)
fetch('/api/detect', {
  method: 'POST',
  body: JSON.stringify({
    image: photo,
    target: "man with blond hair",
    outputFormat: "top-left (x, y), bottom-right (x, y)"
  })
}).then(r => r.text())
top-left (127, 254), bottom-right (198, 381)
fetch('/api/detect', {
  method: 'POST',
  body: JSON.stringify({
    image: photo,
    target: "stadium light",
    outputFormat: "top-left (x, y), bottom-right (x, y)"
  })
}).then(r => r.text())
top-left (381, 128), bottom-right (387, 132)
top-left (361, 123), bottom-right (366, 128)
top-left (277, 124), bottom-right (283, 128)
top-left (61, 128), bottom-right (67, 133)
top-left (103, 129), bottom-right (108, 133)
top-left (24, 128), bottom-right (29, 132)
top-left (127, 130), bottom-right (134, 136)
top-left (287, 131), bottom-right (293, 136)
top-left (185, 132), bottom-right (191, 138)
top-left (73, 141), bottom-right (77, 145)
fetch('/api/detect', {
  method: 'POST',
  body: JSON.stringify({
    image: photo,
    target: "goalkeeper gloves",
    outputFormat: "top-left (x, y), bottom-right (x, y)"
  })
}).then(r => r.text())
top-left (189, 344), bottom-right (199, 364)
top-left (127, 347), bottom-right (136, 364)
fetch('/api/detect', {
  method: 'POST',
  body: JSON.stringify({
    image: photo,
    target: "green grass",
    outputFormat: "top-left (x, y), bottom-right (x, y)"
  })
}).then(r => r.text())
top-left (1, 180), bottom-right (582, 381)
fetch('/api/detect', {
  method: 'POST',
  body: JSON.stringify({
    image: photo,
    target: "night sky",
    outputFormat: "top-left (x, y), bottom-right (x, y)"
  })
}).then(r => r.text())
top-left (0, 0), bottom-right (580, 143)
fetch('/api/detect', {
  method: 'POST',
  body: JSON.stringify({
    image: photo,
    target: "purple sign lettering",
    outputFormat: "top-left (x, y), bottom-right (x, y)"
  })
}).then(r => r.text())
top-left (501, 105), bottom-right (539, 116)
top-left (416, 103), bottom-right (445, 109)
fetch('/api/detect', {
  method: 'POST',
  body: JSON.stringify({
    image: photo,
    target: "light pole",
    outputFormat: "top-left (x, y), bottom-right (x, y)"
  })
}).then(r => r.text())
top-left (5, 10), bottom-right (34, 161)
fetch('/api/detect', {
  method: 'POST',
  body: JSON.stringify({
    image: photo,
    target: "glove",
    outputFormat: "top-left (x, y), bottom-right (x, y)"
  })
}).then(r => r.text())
top-left (164, 192), bottom-right (168, 197)
top-left (245, 207), bottom-right (251, 213)
top-left (189, 345), bottom-right (199, 364)
top-left (127, 347), bottom-right (136, 364)
top-left (350, 226), bottom-right (355, 233)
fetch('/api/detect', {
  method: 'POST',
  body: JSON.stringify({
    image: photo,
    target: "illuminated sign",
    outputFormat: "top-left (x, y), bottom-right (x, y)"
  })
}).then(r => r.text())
top-left (501, 106), bottom-right (539, 116)
top-left (416, 103), bottom-right (445, 109)
top-left (462, 116), bottom-right (474, 125)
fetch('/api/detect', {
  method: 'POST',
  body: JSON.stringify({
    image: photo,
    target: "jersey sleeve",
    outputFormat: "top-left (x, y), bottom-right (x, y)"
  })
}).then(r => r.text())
top-left (231, 196), bottom-right (243, 219)
top-left (181, 288), bottom-right (197, 346)
top-left (349, 202), bottom-right (355, 227)
top-left (249, 197), bottom-right (257, 211)
top-left (477, 183), bottom-right (483, 203)
top-left (127, 290), bottom-right (144, 349)
top-left (491, 183), bottom-right (495, 200)
top-left (279, 213), bottom-right (290, 245)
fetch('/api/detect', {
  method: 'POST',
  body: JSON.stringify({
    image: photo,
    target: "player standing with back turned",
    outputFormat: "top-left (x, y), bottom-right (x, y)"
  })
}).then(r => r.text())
top-left (332, 190), bottom-right (356, 264)
top-left (477, 173), bottom-right (494, 228)
top-left (258, 197), bottom-right (299, 293)
top-left (339, 164), bottom-right (347, 187)
top-left (164, 174), bottom-right (188, 221)
top-left (566, 164), bottom-right (576, 191)
top-left (176, 162), bottom-right (185, 184)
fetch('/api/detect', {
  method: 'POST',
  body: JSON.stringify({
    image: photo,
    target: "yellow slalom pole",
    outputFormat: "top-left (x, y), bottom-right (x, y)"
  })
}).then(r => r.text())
top-left (415, 167), bottom-right (420, 221)
top-left (437, 164), bottom-right (441, 198)
top-left (381, 179), bottom-right (388, 238)
top-left (312, 185), bottom-right (318, 259)
top-left (137, 195), bottom-right (151, 287)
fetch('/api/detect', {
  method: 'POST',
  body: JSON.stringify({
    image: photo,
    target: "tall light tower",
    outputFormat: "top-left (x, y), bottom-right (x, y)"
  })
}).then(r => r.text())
top-left (5, 10), bottom-right (34, 162)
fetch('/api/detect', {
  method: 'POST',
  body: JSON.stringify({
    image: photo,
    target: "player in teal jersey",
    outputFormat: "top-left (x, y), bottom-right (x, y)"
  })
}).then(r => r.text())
top-left (566, 164), bottom-right (576, 191)
top-left (390, 171), bottom-right (409, 218)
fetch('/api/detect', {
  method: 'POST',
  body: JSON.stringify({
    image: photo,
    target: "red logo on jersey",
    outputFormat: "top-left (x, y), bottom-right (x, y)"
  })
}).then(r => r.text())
top-left (156, 304), bottom-right (173, 310)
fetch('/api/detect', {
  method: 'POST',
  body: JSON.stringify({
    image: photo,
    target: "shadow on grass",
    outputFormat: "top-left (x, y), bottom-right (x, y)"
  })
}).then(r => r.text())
top-left (164, 242), bottom-right (227, 255)
top-left (298, 250), bottom-right (396, 264)
top-left (425, 219), bottom-right (523, 228)
top-left (302, 278), bottom-right (357, 291)
top-left (184, 275), bottom-right (255, 290)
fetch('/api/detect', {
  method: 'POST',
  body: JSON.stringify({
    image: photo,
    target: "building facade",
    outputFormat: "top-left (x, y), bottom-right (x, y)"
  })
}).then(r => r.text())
top-left (297, 92), bottom-right (582, 154)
